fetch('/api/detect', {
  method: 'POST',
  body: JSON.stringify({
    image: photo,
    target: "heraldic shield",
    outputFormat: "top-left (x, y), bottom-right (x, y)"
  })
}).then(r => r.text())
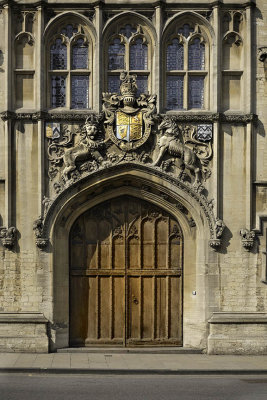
top-left (116, 111), bottom-right (143, 142)
top-left (103, 72), bottom-right (157, 151)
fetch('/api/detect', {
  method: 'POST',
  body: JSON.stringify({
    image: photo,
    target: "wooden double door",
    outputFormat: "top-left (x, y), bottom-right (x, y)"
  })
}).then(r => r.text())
top-left (70, 196), bottom-right (183, 346)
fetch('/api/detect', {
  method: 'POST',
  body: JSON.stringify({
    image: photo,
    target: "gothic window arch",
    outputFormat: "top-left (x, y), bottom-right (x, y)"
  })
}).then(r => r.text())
top-left (105, 22), bottom-right (152, 97)
top-left (165, 22), bottom-right (210, 111)
top-left (47, 21), bottom-right (93, 109)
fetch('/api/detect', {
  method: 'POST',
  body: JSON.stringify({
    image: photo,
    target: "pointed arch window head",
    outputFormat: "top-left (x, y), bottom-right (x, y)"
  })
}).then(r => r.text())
top-left (178, 24), bottom-right (194, 38)
top-left (188, 38), bottom-right (205, 70)
top-left (167, 39), bottom-right (184, 70)
top-left (48, 22), bottom-right (92, 109)
top-left (61, 24), bottom-right (78, 39)
top-left (108, 38), bottom-right (125, 70)
top-left (50, 38), bottom-right (67, 70)
top-left (119, 24), bottom-right (137, 39)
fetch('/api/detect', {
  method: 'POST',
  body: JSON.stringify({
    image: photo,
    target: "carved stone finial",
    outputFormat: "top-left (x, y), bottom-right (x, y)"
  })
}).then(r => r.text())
top-left (0, 226), bottom-right (17, 249)
top-left (209, 218), bottom-right (225, 251)
top-left (240, 228), bottom-right (255, 251)
top-left (33, 217), bottom-right (48, 250)
top-left (258, 47), bottom-right (267, 62)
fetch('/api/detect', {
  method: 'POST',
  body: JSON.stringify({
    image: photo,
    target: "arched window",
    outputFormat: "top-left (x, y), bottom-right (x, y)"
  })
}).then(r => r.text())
top-left (48, 22), bottom-right (92, 109)
top-left (165, 23), bottom-right (208, 111)
top-left (106, 23), bottom-right (151, 97)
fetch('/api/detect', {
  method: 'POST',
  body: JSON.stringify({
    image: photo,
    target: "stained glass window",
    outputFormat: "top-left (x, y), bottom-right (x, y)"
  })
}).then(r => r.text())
top-left (136, 76), bottom-right (148, 97)
top-left (51, 75), bottom-right (66, 107)
top-left (108, 38), bottom-right (125, 70)
top-left (167, 39), bottom-right (184, 70)
top-left (108, 75), bottom-right (120, 93)
top-left (188, 76), bottom-right (204, 108)
top-left (119, 24), bottom-right (137, 39)
top-left (71, 75), bottom-right (89, 109)
top-left (61, 24), bottom-right (78, 39)
top-left (72, 38), bottom-right (88, 69)
top-left (166, 76), bottom-right (184, 110)
top-left (178, 24), bottom-right (194, 38)
top-left (50, 39), bottom-right (67, 70)
top-left (130, 38), bottom-right (148, 70)
top-left (188, 39), bottom-right (205, 70)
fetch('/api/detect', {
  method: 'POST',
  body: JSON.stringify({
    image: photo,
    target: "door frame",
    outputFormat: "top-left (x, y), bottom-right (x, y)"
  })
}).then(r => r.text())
top-left (69, 195), bottom-right (184, 347)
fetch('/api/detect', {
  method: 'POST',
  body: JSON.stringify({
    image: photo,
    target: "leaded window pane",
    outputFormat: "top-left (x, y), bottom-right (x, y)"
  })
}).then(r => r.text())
top-left (130, 38), bottom-right (148, 70)
top-left (136, 76), bottom-right (148, 97)
top-left (108, 38), bottom-right (125, 70)
top-left (119, 24), bottom-right (137, 39)
top-left (71, 75), bottom-right (89, 109)
top-left (108, 75), bottom-right (120, 93)
top-left (188, 39), bottom-right (205, 70)
top-left (167, 39), bottom-right (184, 70)
top-left (166, 76), bottom-right (184, 110)
top-left (50, 39), bottom-right (67, 70)
top-left (51, 75), bottom-right (66, 107)
top-left (178, 24), bottom-right (194, 38)
top-left (61, 24), bottom-right (78, 39)
top-left (188, 76), bottom-right (204, 109)
top-left (72, 38), bottom-right (88, 69)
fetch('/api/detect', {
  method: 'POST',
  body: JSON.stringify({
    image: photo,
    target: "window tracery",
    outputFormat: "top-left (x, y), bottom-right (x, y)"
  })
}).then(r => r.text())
top-left (106, 23), bottom-right (151, 95)
top-left (165, 22), bottom-right (208, 111)
top-left (48, 22), bottom-right (92, 109)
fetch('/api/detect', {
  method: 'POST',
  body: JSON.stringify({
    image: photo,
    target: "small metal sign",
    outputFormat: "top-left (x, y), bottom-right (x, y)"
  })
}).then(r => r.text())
top-left (197, 124), bottom-right (213, 142)
top-left (46, 123), bottom-right (61, 139)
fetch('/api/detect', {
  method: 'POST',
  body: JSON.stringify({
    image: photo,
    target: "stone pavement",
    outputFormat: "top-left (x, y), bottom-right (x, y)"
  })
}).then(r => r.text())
top-left (1, 352), bottom-right (267, 374)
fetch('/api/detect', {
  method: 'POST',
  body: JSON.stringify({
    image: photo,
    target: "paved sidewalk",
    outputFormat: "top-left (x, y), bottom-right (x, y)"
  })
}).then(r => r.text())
top-left (1, 352), bottom-right (267, 374)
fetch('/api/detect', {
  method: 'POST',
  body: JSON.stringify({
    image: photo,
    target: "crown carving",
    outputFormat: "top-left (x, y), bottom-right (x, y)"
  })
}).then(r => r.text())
top-left (120, 72), bottom-right (138, 107)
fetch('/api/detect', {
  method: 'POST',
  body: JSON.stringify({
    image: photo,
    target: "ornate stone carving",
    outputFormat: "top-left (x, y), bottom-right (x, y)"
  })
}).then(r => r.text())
top-left (240, 228), bottom-right (255, 251)
top-left (47, 115), bottom-right (108, 182)
top-left (33, 217), bottom-right (48, 249)
top-left (258, 47), bottom-right (267, 62)
top-left (0, 227), bottom-right (17, 249)
top-left (153, 116), bottom-right (212, 186)
top-left (209, 218), bottom-right (226, 250)
top-left (103, 72), bottom-right (157, 151)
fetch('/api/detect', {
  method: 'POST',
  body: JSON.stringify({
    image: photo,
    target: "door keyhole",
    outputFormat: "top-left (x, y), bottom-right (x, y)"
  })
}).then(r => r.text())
top-left (132, 296), bottom-right (139, 305)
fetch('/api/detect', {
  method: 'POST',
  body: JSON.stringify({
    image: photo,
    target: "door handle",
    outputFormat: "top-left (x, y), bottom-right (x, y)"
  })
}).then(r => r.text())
top-left (132, 296), bottom-right (139, 305)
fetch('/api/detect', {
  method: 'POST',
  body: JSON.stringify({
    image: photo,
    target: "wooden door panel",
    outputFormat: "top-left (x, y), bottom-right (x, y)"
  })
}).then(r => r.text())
top-left (70, 196), bottom-right (183, 347)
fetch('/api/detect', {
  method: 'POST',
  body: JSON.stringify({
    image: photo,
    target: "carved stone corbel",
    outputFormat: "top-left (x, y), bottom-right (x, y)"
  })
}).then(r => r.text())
top-left (209, 218), bottom-right (225, 250)
top-left (240, 228), bottom-right (255, 251)
top-left (258, 47), bottom-right (267, 62)
top-left (0, 226), bottom-right (17, 249)
top-left (33, 217), bottom-right (48, 250)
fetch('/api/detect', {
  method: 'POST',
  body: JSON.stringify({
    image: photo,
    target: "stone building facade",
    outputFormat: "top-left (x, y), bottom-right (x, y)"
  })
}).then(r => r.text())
top-left (0, 0), bottom-right (266, 354)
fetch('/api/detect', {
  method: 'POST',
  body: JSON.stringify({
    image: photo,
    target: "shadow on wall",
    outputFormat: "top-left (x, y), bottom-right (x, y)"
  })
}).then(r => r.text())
top-left (220, 226), bottom-right (233, 255)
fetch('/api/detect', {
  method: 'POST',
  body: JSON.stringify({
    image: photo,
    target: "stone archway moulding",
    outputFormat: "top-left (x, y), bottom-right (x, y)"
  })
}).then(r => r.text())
top-left (33, 164), bottom-right (223, 251)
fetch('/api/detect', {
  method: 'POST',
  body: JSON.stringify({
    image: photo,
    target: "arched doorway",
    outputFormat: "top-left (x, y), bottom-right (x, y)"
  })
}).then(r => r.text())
top-left (69, 195), bottom-right (183, 347)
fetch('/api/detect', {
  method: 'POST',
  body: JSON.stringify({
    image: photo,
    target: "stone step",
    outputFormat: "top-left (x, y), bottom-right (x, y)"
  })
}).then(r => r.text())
top-left (57, 347), bottom-right (203, 354)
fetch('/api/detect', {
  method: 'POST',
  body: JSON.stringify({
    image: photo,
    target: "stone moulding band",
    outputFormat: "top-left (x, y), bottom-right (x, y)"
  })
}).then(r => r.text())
top-left (0, 111), bottom-right (258, 124)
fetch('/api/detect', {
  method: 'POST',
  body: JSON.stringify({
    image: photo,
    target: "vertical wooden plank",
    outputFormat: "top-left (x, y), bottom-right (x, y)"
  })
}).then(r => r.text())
top-left (170, 276), bottom-right (180, 340)
top-left (152, 275), bottom-right (156, 340)
top-left (96, 275), bottom-right (99, 339)
top-left (99, 277), bottom-right (110, 338)
top-left (142, 277), bottom-right (153, 339)
top-left (114, 276), bottom-right (125, 340)
top-left (110, 275), bottom-right (113, 339)
top-left (128, 277), bottom-right (140, 340)
top-left (87, 276), bottom-right (97, 341)
top-left (166, 276), bottom-right (170, 339)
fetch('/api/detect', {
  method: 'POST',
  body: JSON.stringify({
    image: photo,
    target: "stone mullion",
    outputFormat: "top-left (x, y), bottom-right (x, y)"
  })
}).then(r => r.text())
top-left (94, 4), bottom-right (102, 113)
top-left (213, 4), bottom-right (221, 112)
top-left (245, 5), bottom-right (252, 114)
top-left (154, 4), bottom-right (162, 111)
top-left (3, 4), bottom-right (12, 227)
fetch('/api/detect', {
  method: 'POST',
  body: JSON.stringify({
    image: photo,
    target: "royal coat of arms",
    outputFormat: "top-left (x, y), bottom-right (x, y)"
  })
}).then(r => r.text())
top-left (103, 72), bottom-right (157, 151)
